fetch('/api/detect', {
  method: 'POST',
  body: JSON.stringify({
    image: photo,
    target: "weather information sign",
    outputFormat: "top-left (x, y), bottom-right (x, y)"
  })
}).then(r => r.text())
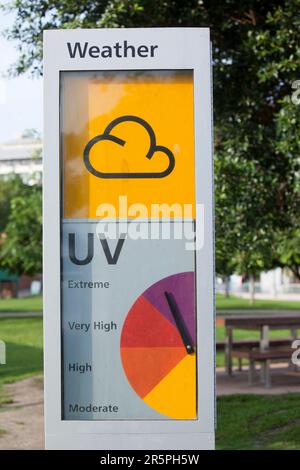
top-left (44, 28), bottom-right (214, 450)
top-left (61, 69), bottom-right (197, 421)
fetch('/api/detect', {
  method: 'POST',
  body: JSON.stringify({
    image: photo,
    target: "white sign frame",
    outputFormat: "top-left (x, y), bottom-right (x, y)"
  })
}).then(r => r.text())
top-left (43, 27), bottom-right (215, 450)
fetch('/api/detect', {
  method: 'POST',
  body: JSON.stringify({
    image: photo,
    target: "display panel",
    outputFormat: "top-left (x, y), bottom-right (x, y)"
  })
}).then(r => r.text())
top-left (60, 70), bottom-right (197, 421)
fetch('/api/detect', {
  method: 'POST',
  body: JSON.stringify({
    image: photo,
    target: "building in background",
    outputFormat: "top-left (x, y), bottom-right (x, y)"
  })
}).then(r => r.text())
top-left (216, 268), bottom-right (300, 300)
top-left (0, 132), bottom-right (42, 184)
top-left (0, 131), bottom-right (42, 297)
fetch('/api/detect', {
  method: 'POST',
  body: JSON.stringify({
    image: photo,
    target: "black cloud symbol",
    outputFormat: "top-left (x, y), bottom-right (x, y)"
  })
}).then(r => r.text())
top-left (83, 115), bottom-right (175, 179)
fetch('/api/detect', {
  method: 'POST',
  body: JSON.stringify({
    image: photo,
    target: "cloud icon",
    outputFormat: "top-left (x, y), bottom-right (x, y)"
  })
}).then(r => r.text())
top-left (83, 115), bottom-right (175, 179)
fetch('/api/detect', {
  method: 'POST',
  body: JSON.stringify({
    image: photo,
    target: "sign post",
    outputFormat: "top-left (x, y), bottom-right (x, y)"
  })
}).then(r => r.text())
top-left (43, 27), bottom-right (215, 450)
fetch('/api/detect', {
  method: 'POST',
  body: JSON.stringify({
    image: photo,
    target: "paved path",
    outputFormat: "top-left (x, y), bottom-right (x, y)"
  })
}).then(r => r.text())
top-left (232, 292), bottom-right (300, 301)
top-left (217, 365), bottom-right (300, 396)
top-left (0, 376), bottom-right (44, 449)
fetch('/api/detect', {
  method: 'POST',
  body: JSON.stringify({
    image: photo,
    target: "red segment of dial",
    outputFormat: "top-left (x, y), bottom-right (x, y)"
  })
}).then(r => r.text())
top-left (120, 295), bottom-right (183, 348)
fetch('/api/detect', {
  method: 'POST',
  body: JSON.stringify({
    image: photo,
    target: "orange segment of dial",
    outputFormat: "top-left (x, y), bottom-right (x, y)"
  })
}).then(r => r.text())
top-left (120, 296), bottom-right (183, 348)
top-left (143, 354), bottom-right (197, 419)
top-left (121, 347), bottom-right (187, 398)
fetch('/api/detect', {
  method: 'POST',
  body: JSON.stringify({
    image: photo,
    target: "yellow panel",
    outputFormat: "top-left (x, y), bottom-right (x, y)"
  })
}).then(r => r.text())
top-left (143, 354), bottom-right (197, 420)
top-left (62, 74), bottom-right (90, 218)
top-left (62, 71), bottom-right (195, 219)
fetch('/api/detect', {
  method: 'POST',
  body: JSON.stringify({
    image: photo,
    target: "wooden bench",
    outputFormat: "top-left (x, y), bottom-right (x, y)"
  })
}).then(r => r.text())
top-left (216, 338), bottom-right (292, 352)
top-left (232, 347), bottom-right (294, 387)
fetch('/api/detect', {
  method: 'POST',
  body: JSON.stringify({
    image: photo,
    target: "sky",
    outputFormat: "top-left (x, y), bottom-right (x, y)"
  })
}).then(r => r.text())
top-left (0, 6), bottom-right (42, 142)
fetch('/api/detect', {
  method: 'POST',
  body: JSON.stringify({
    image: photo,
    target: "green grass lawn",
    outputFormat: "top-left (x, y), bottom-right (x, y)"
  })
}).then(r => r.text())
top-left (216, 324), bottom-right (296, 342)
top-left (0, 296), bottom-right (42, 312)
top-left (216, 293), bottom-right (300, 310)
top-left (217, 394), bottom-right (300, 450)
top-left (0, 317), bottom-right (43, 385)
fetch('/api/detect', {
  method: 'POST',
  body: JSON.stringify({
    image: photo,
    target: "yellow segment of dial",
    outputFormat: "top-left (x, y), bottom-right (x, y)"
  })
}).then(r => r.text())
top-left (143, 354), bottom-right (197, 420)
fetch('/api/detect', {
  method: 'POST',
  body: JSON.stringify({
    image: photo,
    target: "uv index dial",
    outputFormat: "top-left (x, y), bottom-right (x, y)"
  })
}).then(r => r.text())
top-left (120, 272), bottom-right (197, 420)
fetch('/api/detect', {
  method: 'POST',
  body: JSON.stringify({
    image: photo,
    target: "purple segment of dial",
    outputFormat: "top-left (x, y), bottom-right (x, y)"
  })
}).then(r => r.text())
top-left (143, 272), bottom-right (196, 345)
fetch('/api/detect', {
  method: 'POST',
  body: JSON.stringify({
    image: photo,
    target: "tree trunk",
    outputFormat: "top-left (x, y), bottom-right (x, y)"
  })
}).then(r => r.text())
top-left (290, 265), bottom-right (300, 282)
top-left (272, 270), bottom-right (277, 299)
top-left (249, 275), bottom-right (255, 305)
top-left (224, 276), bottom-right (230, 298)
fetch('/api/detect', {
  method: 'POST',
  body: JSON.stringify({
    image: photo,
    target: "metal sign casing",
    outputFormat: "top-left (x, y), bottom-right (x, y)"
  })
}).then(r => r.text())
top-left (43, 27), bottom-right (215, 450)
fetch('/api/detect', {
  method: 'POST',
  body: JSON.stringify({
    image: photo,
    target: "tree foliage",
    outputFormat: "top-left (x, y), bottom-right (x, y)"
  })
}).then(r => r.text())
top-left (4, 0), bottom-right (300, 279)
top-left (0, 181), bottom-right (42, 276)
top-left (277, 229), bottom-right (300, 281)
top-left (0, 175), bottom-right (24, 232)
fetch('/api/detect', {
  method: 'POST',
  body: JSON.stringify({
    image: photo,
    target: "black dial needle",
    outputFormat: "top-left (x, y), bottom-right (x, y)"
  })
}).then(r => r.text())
top-left (164, 291), bottom-right (195, 355)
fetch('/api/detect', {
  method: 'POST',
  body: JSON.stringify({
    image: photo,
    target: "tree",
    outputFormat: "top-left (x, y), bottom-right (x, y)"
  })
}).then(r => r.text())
top-left (21, 128), bottom-right (41, 139)
top-left (276, 229), bottom-right (300, 282)
top-left (4, 1), bottom-right (300, 291)
top-left (0, 182), bottom-right (42, 276)
top-left (1, 0), bottom-right (111, 76)
top-left (248, 2), bottom-right (300, 284)
top-left (0, 175), bottom-right (24, 232)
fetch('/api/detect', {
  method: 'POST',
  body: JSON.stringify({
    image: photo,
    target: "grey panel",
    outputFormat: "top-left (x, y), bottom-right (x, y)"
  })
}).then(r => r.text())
top-left (62, 220), bottom-right (195, 420)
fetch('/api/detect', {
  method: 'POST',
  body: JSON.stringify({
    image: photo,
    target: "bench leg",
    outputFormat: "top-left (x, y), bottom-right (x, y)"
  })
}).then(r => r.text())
top-left (249, 360), bottom-right (255, 385)
top-left (260, 363), bottom-right (265, 383)
top-left (265, 360), bottom-right (271, 388)
top-left (238, 358), bottom-right (243, 372)
top-left (225, 327), bottom-right (233, 376)
top-left (289, 360), bottom-right (298, 372)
